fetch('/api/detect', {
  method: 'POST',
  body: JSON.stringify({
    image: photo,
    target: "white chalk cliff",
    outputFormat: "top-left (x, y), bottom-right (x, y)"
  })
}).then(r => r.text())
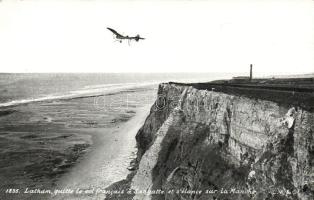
top-left (126, 83), bottom-right (313, 200)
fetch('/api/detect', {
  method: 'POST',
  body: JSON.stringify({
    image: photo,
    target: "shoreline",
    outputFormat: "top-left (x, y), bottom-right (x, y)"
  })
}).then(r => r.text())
top-left (51, 105), bottom-right (152, 200)
top-left (0, 84), bottom-right (157, 200)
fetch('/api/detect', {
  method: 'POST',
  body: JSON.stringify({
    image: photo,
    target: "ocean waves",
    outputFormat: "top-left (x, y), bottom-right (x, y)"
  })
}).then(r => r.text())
top-left (0, 82), bottom-right (158, 108)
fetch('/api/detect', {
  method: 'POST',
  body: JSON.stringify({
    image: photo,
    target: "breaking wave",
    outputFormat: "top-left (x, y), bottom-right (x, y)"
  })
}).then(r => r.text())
top-left (0, 82), bottom-right (158, 108)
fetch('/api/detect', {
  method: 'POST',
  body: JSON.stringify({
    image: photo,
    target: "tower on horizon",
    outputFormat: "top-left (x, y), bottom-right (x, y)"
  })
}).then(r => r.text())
top-left (250, 64), bottom-right (253, 81)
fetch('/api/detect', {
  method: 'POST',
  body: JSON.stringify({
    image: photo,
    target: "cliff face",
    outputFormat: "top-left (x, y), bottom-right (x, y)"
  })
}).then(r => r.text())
top-left (131, 83), bottom-right (314, 200)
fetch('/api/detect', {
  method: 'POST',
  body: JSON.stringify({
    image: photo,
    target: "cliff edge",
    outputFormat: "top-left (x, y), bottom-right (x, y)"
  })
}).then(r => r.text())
top-left (107, 80), bottom-right (314, 200)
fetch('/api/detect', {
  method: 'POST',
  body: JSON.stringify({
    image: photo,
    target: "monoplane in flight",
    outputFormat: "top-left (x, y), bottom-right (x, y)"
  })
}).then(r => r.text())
top-left (107, 27), bottom-right (145, 44)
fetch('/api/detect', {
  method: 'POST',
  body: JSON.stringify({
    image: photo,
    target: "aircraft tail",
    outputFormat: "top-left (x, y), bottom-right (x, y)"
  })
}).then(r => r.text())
top-left (135, 34), bottom-right (145, 42)
top-left (135, 35), bottom-right (140, 42)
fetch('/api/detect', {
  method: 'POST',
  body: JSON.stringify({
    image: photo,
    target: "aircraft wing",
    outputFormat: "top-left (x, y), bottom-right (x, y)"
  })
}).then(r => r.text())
top-left (107, 27), bottom-right (124, 37)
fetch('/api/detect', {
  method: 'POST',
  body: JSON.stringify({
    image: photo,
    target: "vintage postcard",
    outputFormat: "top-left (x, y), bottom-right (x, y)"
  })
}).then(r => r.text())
top-left (0, 0), bottom-right (313, 200)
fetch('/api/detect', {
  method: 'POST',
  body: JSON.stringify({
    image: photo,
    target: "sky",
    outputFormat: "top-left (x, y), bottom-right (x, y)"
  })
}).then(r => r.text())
top-left (0, 0), bottom-right (313, 75)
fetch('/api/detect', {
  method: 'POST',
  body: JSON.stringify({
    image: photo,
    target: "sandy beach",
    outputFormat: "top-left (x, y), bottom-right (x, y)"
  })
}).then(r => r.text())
top-left (0, 85), bottom-right (156, 200)
top-left (52, 105), bottom-right (151, 200)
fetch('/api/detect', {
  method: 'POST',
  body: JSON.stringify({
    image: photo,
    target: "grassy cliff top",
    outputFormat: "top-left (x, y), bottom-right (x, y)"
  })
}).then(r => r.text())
top-left (169, 77), bottom-right (314, 112)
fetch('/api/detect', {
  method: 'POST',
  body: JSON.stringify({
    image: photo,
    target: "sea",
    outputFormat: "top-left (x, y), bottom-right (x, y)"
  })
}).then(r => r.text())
top-left (0, 73), bottom-right (231, 200)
